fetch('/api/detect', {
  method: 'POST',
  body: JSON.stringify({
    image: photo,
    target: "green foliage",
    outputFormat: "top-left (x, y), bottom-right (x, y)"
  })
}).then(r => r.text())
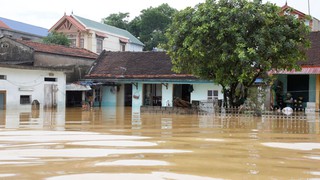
top-left (101, 4), bottom-right (177, 51)
top-left (102, 12), bottom-right (130, 30)
top-left (133, 3), bottom-right (177, 50)
top-left (165, 0), bottom-right (310, 106)
top-left (42, 31), bottom-right (70, 46)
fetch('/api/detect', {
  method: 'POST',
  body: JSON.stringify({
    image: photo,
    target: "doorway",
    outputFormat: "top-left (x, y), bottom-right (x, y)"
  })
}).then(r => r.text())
top-left (124, 84), bottom-right (132, 106)
top-left (173, 84), bottom-right (192, 102)
top-left (0, 91), bottom-right (6, 110)
top-left (287, 75), bottom-right (309, 102)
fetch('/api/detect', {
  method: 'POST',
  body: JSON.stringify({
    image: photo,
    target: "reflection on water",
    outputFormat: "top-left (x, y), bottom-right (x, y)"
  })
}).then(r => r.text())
top-left (0, 107), bottom-right (319, 179)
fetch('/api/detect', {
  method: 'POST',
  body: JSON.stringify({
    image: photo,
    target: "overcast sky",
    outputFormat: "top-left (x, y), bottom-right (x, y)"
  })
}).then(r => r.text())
top-left (0, 0), bottom-right (319, 29)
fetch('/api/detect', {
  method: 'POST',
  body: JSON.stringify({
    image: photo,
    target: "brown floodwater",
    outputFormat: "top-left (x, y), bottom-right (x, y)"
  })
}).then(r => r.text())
top-left (0, 107), bottom-right (320, 179)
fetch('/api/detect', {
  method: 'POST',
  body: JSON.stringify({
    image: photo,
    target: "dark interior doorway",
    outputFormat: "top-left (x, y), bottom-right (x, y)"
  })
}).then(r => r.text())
top-left (173, 84), bottom-right (192, 102)
top-left (125, 84), bottom-right (132, 106)
top-left (66, 91), bottom-right (82, 107)
top-left (287, 75), bottom-right (309, 102)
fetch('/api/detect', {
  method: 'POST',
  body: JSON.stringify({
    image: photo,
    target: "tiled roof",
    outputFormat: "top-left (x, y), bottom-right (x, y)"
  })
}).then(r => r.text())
top-left (85, 51), bottom-right (197, 80)
top-left (0, 17), bottom-right (48, 37)
top-left (15, 39), bottom-right (98, 59)
top-left (301, 32), bottom-right (320, 66)
top-left (72, 15), bottom-right (144, 46)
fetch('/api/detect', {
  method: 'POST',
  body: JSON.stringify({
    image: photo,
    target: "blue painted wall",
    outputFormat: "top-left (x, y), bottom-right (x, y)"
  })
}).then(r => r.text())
top-left (309, 75), bottom-right (316, 102)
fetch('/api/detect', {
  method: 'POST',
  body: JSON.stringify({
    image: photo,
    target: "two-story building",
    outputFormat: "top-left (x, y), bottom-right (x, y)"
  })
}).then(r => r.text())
top-left (281, 3), bottom-right (320, 31)
top-left (49, 14), bottom-right (144, 53)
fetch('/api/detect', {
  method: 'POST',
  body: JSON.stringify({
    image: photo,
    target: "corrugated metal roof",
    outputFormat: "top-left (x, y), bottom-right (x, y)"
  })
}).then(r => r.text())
top-left (72, 15), bottom-right (144, 46)
top-left (0, 17), bottom-right (48, 37)
top-left (270, 67), bottom-right (320, 75)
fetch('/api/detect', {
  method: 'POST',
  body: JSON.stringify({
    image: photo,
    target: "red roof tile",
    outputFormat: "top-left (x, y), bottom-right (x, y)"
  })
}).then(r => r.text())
top-left (15, 39), bottom-right (98, 59)
top-left (0, 20), bottom-right (10, 29)
top-left (85, 51), bottom-right (197, 80)
top-left (302, 32), bottom-right (320, 66)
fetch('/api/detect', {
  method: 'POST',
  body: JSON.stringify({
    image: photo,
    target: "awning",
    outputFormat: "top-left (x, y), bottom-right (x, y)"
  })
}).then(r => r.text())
top-left (66, 83), bottom-right (91, 91)
top-left (119, 38), bottom-right (129, 43)
top-left (95, 32), bottom-right (108, 38)
top-left (269, 67), bottom-right (320, 75)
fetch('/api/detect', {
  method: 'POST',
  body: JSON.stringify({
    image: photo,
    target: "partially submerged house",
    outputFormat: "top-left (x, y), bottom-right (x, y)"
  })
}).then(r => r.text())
top-left (49, 14), bottom-right (144, 53)
top-left (270, 31), bottom-right (320, 111)
top-left (0, 64), bottom-right (67, 110)
top-left (84, 50), bottom-right (223, 108)
top-left (0, 36), bottom-right (98, 109)
top-left (0, 17), bottom-right (48, 41)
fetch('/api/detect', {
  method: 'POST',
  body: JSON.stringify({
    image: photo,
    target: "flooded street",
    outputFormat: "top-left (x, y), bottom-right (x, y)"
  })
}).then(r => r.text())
top-left (0, 107), bottom-right (320, 179)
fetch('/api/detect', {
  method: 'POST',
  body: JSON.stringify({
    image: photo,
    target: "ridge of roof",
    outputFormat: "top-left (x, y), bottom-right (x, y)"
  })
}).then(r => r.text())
top-left (86, 50), bottom-right (197, 80)
top-left (0, 17), bottom-right (48, 37)
top-left (71, 15), bottom-right (144, 46)
top-left (11, 38), bottom-right (98, 59)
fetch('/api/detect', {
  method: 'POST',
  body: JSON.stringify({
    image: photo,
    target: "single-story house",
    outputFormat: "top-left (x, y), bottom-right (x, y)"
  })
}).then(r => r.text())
top-left (84, 50), bottom-right (223, 108)
top-left (0, 36), bottom-right (98, 108)
top-left (270, 31), bottom-right (320, 111)
top-left (0, 64), bottom-right (68, 110)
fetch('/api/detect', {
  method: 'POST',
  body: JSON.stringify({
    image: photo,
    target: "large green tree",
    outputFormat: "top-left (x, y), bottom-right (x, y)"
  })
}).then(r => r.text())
top-left (102, 4), bottom-right (177, 51)
top-left (165, 0), bottom-right (310, 106)
top-left (136, 3), bottom-right (177, 50)
top-left (42, 31), bottom-right (70, 46)
top-left (102, 12), bottom-right (130, 30)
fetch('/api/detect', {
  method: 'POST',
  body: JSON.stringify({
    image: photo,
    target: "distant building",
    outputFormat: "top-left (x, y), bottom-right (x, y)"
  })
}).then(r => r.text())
top-left (49, 14), bottom-right (144, 53)
top-left (0, 17), bottom-right (48, 41)
top-left (281, 3), bottom-right (320, 31)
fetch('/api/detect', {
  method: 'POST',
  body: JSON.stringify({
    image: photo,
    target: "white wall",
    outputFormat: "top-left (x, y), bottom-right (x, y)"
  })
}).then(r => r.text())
top-left (0, 67), bottom-right (66, 109)
top-left (132, 83), bottom-right (143, 107)
top-left (162, 83), bottom-right (173, 107)
top-left (191, 83), bottom-right (223, 101)
top-left (101, 86), bottom-right (117, 106)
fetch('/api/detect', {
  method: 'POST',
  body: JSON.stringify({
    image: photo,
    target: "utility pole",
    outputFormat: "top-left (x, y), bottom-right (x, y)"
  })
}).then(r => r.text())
top-left (308, 0), bottom-right (310, 15)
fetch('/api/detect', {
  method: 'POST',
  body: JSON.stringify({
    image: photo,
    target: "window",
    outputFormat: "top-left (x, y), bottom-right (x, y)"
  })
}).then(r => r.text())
top-left (208, 90), bottom-right (218, 101)
top-left (20, 95), bottom-right (31, 104)
top-left (44, 77), bottom-right (57, 82)
top-left (120, 43), bottom-right (126, 51)
top-left (80, 38), bottom-right (84, 48)
top-left (96, 38), bottom-right (103, 53)
top-left (69, 39), bottom-right (76, 47)
top-left (0, 75), bottom-right (6, 80)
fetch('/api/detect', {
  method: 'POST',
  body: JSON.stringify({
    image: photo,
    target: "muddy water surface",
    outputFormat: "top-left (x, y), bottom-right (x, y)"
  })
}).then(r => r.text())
top-left (0, 107), bottom-right (320, 179)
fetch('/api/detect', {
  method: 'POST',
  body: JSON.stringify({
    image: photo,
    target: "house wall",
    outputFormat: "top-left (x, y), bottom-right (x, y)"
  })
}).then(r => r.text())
top-left (33, 53), bottom-right (95, 82)
top-left (127, 43), bottom-right (144, 52)
top-left (191, 83), bottom-right (223, 101)
top-left (117, 85), bottom-right (125, 106)
top-left (132, 83), bottom-right (143, 107)
top-left (162, 84), bottom-right (173, 106)
top-left (100, 82), bottom-right (223, 108)
top-left (0, 29), bottom-right (44, 41)
top-left (0, 67), bottom-right (66, 109)
top-left (101, 86), bottom-right (117, 106)
top-left (309, 75), bottom-right (316, 102)
top-left (0, 37), bottom-right (34, 64)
